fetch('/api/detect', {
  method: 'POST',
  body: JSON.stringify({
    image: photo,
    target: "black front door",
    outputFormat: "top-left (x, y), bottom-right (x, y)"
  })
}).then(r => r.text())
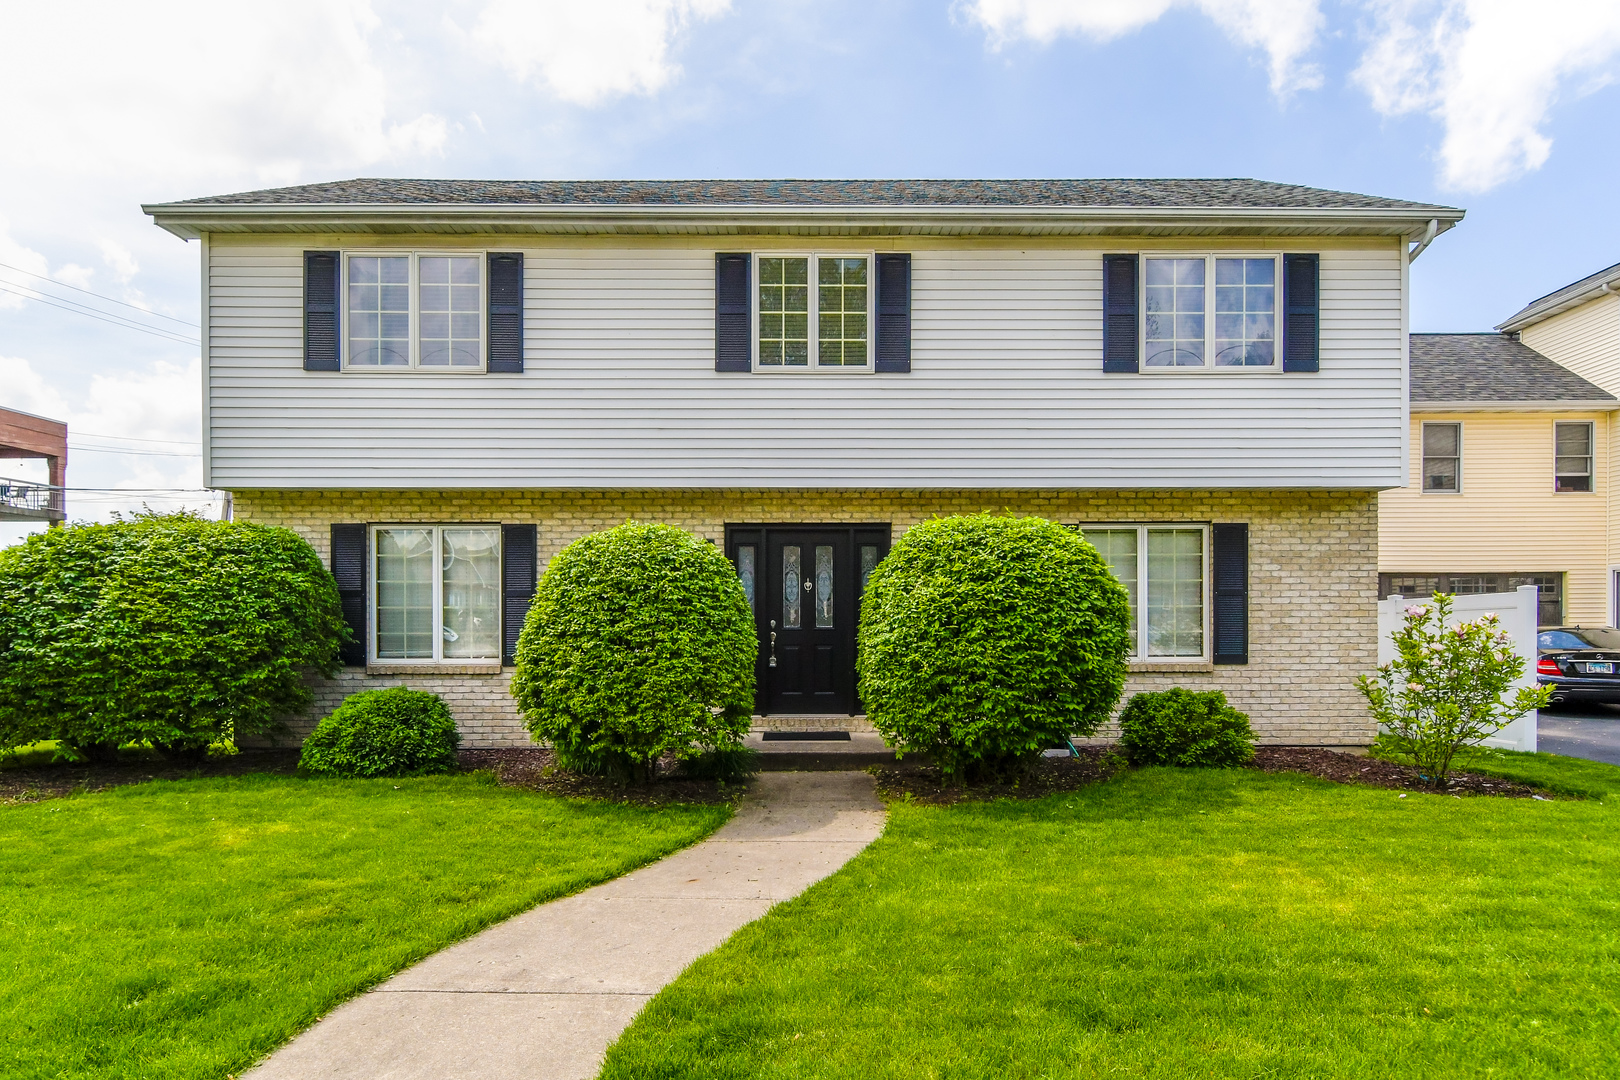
top-left (727, 524), bottom-right (890, 715)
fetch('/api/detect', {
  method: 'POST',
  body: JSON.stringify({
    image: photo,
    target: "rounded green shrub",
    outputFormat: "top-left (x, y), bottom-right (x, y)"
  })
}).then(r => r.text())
top-left (511, 522), bottom-right (756, 784)
top-left (857, 514), bottom-right (1133, 779)
top-left (1117, 688), bottom-right (1257, 767)
top-left (299, 686), bottom-right (460, 778)
top-left (0, 511), bottom-right (346, 759)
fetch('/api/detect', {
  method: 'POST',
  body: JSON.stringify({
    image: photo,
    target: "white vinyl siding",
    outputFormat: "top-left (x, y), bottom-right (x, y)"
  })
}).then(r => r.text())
top-left (203, 238), bottom-right (1406, 489)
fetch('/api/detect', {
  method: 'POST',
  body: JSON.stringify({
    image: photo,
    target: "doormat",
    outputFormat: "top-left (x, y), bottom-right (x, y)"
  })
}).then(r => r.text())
top-left (761, 731), bottom-right (853, 742)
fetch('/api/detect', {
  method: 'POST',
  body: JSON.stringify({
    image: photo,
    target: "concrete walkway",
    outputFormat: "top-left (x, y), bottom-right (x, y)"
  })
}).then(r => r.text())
top-left (246, 771), bottom-right (886, 1080)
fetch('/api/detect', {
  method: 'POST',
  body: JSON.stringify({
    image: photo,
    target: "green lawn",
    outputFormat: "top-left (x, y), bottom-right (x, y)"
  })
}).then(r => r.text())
top-left (602, 764), bottom-right (1620, 1080)
top-left (1446, 745), bottom-right (1620, 800)
top-left (0, 771), bottom-right (728, 1080)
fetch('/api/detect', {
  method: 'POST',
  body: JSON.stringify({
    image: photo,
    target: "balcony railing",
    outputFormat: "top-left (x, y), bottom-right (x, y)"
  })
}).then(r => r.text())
top-left (0, 476), bottom-right (66, 521)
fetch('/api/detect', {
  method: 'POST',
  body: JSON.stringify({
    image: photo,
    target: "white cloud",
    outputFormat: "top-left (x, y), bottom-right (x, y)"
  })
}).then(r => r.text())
top-left (1354, 0), bottom-right (1620, 192)
top-left (472, 0), bottom-right (732, 105)
top-left (965, 0), bottom-right (1325, 95)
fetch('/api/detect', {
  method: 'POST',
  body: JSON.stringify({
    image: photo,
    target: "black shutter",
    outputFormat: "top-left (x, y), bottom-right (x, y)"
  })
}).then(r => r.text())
top-left (330, 524), bottom-right (366, 666)
top-left (715, 253), bottom-right (751, 372)
top-left (1283, 253), bottom-right (1319, 373)
top-left (502, 524), bottom-right (538, 665)
top-left (1211, 523), bottom-right (1249, 665)
top-left (1102, 254), bottom-right (1139, 373)
top-left (487, 252), bottom-right (524, 373)
top-left (304, 251), bottom-right (340, 372)
top-left (875, 253), bottom-right (912, 373)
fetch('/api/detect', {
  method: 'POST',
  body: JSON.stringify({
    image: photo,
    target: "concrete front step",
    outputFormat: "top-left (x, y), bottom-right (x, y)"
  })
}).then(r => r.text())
top-left (743, 729), bottom-right (900, 771)
top-left (752, 714), bottom-right (876, 733)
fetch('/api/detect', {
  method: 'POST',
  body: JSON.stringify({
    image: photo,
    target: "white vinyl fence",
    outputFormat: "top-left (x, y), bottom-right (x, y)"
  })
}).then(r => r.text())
top-left (1376, 585), bottom-right (1538, 753)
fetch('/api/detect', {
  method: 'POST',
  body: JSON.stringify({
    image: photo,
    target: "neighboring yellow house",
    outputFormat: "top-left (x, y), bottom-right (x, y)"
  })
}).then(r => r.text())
top-left (1379, 332), bottom-right (1617, 625)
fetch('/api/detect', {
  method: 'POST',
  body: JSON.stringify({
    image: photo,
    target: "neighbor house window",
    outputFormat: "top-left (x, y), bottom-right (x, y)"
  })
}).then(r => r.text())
top-left (756, 254), bottom-right (870, 369)
top-left (372, 526), bottom-right (501, 661)
top-left (1421, 422), bottom-right (1461, 492)
top-left (1144, 255), bottom-right (1277, 369)
top-left (346, 253), bottom-right (483, 370)
top-left (1082, 525), bottom-right (1208, 658)
top-left (1555, 422), bottom-right (1594, 492)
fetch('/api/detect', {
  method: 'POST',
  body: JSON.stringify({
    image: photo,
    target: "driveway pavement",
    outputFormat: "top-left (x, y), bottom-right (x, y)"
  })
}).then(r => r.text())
top-left (245, 771), bottom-right (886, 1080)
top-left (1538, 706), bottom-right (1620, 765)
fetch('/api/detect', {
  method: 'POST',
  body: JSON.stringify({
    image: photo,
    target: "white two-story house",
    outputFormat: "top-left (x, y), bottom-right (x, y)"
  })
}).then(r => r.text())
top-left (144, 179), bottom-right (1461, 747)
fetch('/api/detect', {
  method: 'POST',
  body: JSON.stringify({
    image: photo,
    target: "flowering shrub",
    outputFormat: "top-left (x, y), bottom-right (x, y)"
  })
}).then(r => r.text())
top-left (1356, 593), bottom-right (1550, 788)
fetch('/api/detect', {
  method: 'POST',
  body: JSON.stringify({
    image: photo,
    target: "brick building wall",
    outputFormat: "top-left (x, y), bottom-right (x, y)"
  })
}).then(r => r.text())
top-left (237, 489), bottom-right (1380, 748)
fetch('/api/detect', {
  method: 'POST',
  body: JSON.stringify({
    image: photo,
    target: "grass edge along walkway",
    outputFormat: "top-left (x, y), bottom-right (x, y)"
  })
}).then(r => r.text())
top-left (0, 770), bottom-right (730, 1080)
top-left (601, 762), bottom-right (1620, 1080)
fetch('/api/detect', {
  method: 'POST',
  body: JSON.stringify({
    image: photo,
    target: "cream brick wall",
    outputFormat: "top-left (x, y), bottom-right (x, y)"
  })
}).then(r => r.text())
top-left (237, 488), bottom-right (1380, 748)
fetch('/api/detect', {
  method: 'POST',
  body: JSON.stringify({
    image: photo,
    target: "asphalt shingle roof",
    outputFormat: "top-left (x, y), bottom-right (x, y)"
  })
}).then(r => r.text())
top-left (164, 177), bottom-right (1456, 211)
top-left (1498, 260), bottom-right (1620, 331)
top-left (1410, 333), bottom-right (1615, 404)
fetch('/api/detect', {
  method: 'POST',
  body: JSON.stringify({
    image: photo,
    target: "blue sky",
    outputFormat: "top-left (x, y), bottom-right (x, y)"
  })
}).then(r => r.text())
top-left (3, 0), bottom-right (1619, 542)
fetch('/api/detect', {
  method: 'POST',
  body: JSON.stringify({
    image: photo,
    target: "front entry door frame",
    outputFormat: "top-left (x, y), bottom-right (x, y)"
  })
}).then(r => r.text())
top-left (726, 523), bottom-right (891, 715)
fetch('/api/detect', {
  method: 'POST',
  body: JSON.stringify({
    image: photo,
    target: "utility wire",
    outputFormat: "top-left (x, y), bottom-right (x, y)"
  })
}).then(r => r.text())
top-left (0, 283), bottom-right (200, 347)
top-left (69, 444), bottom-right (202, 458)
top-left (70, 431), bottom-right (200, 447)
top-left (0, 260), bottom-right (199, 328)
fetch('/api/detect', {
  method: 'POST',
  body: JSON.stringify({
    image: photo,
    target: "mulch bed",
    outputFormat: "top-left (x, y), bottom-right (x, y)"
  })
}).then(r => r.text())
top-left (0, 749), bottom-right (302, 805)
top-left (872, 745), bottom-right (1557, 804)
top-left (458, 747), bottom-right (741, 806)
top-left (1252, 747), bottom-right (1554, 799)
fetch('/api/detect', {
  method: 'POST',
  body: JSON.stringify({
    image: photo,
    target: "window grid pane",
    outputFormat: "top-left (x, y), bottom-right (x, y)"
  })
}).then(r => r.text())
top-left (348, 256), bottom-right (411, 366)
top-left (419, 256), bottom-right (482, 367)
top-left (1144, 258), bottom-right (1206, 367)
top-left (376, 528), bottom-right (434, 658)
top-left (817, 257), bottom-right (869, 366)
top-left (1213, 258), bottom-right (1275, 367)
top-left (759, 258), bottom-right (810, 367)
top-left (441, 527), bottom-right (501, 659)
top-left (1146, 529), bottom-right (1204, 657)
top-left (1082, 528), bottom-right (1139, 653)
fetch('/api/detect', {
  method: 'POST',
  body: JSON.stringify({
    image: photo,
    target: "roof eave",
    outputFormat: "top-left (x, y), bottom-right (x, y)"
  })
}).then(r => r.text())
top-left (142, 202), bottom-right (1466, 241)
top-left (1497, 271), bottom-right (1620, 333)
top-left (1412, 399), bottom-right (1620, 412)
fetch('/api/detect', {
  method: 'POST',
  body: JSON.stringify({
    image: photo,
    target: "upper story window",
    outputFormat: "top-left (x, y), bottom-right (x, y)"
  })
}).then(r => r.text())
top-left (756, 254), bottom-right (871, 370)
top-left (1144, 255), bottom-right (1278, 369)
top-left (1421, 422), bottom-right (1461, 492)
top-left (1555, 421), bottom-right (1594, 492)
top-left (346, 253), bottom-right (484, 370)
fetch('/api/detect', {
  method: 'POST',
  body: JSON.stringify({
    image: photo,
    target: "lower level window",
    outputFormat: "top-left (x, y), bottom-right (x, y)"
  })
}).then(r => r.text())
top-left (1378, 572), bottom-right (1563, 626)
top-left (373, 525), bottom-right (501, 661)
top-left (1081, 525), bottom-right (1207, 658)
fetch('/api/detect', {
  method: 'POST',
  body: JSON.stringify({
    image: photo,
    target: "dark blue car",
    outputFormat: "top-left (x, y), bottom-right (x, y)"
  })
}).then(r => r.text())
top-left (1537, 626), bottom-right (1620, 705)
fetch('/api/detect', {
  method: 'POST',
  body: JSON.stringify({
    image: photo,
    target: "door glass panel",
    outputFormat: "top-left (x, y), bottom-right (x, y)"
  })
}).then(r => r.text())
top-left (783, 546), bottom-right (802, 629)
top-left (441, 527), bottom-right (501, 658)
top-left (1082, 528), bottom-right (1139, 652)
top-left (736, 545), bottom-right (756, 612)
top-left (1146, 528), bottom-right (1204, 657)
top-left (375, 528), bottom-right (434, 658)
top-left (859, 545), bottom-right (879, 592)
top-left (815, 545), bottom-right (834, 627)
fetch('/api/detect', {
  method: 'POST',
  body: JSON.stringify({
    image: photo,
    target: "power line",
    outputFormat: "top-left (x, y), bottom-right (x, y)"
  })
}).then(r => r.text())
top-left (69, 444), bottom-right (202, 458)
top-left (0, 283), bottom-right (200, 348)
top-left (70, 431), bottom-right (199, 447)
top-left (0, 260), bottom-right (199, 328)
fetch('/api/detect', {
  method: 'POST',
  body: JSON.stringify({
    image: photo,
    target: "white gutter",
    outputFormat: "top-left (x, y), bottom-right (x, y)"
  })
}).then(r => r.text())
top-left (142, 201), bottom-right (1467, 241)
top-left (1412, 400), bottom-right (1620, 412)
top-left (1407, 218), bottom-right (1439, 261)
top-left (1498, 270), bottom-right (1620, 333)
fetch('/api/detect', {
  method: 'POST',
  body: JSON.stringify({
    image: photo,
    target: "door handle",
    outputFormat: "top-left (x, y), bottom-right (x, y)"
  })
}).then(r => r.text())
top-left (768, 620), bottom-right (777, 668)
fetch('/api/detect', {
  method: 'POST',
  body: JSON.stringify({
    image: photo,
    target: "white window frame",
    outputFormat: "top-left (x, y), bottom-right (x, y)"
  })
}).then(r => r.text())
top-left (367, 524), bottom-right (503, 664)
top-left (1139, 252), bottom-right (1284, 374)
top-left (341, 250), bottom-right (487, 373)
top-left (750, 251), bottom-right (876, 373)
top-left (1553, 420), bottom-right (1595, 494)
top-left (1081, 523), bottom-right (1212, 661)
top-left (1420, 420), bottom-right (1463, 494)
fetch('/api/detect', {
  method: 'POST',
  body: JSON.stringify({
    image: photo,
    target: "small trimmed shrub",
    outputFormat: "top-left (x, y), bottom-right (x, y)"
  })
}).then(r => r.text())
top-left (300, 686), bottom-right (460, 778)
top-left (857, 514), bottom-right (1133, 779)
top-left (0, 511), bottom-right (346, 759)
top-left (1117, 688), bottom-right (1257, 767)
top-left (677, 744), bottom-right (762, 783)
top-left (511, 522), bottom-right (756, 784)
